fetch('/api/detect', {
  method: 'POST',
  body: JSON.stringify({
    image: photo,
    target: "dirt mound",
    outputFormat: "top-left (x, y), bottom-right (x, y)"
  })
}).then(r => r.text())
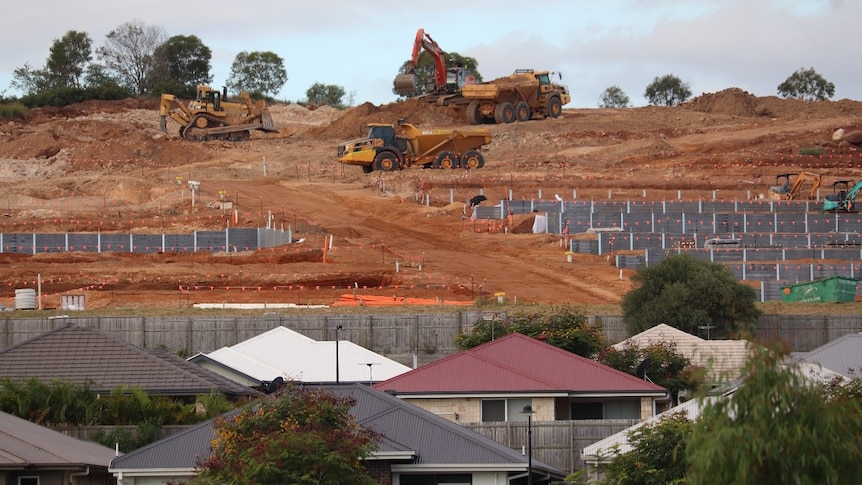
top-left (684, 88), bottom-right (762, 117)
top-left (310, 98), bottom-right (460, 140)
top-left (23, 98), bottom-right (158, 124)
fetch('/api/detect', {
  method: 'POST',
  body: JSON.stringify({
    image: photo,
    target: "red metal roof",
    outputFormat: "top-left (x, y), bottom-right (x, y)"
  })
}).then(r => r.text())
top-left (375, 333), bottom-right (666, 394)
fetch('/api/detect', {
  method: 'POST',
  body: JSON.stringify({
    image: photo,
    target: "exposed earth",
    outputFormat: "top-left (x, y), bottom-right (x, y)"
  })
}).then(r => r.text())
top-left (1, 89), bottom-right (861, 311)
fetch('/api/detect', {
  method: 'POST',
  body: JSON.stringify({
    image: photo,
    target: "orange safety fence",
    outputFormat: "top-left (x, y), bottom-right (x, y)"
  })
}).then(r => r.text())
top-left (331, 294), bottom-right (474, 307)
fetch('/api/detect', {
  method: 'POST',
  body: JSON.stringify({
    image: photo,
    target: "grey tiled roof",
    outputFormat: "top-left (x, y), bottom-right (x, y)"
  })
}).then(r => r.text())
top-left (0, 411), bottom-right (117, 468)
top-left (111, 384), bottom-right (563, 478)
top-left (0, 324), bottom-right (260, 398)
top-left (794, 333), bottom-right (862, 377)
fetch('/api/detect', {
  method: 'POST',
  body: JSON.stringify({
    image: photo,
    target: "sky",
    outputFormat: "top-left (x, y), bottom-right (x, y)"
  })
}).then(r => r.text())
top-left (2, 0), bottom-right (861, 108)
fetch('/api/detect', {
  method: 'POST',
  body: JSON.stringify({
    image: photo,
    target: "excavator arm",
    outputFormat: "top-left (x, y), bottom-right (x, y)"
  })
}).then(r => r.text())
top-left (394, 28), bottom-right (449, 96)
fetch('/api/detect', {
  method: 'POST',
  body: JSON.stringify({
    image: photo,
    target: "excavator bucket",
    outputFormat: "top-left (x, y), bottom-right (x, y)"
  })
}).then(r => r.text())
top-left (394, 74), bottom-right (417, 96)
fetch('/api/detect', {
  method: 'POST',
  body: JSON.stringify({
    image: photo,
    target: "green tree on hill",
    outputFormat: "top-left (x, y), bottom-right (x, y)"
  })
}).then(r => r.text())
top-left (644, 74), bottom-right (691, 106)
top-left (777, 67), bottom-right (835, 101)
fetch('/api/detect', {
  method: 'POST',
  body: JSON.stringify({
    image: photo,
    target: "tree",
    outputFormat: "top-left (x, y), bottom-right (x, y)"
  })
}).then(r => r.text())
top-left (777, 67), bottom-right (835, 101)
top-left (455, 305), bottom-right (606, 357)
top-left (644, 74), bottom-right (691, 106)
top-left (598, 85), bottom-right (631, 108)
top-left (193, 386), bottom-right (378, 485)
top-left (306, 82), bottom-right (346, 107)
top-left (45, 30), bottom-right (93, 88)
top-left (96, 19), bottom-right (166, 95)
top-left (621, 254), bottom-right (760, 337)
top-left (686, 346), bottom-right (862, 484)
top-left (226, 51), bottom-right (287, 97)
top-left (396, 51), bottom-right (481, 97)
top-left (151, 34), bottom-right (212, 98)
top-left (598, 412), bottom-right (693, 485)
top-left (10, 63), bottom-right (51, 96)
top-left (597, 341), bottom-right (703, 404)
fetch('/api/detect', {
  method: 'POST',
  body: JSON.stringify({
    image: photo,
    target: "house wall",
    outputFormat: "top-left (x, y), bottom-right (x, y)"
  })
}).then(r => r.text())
top-left (401, 396), bottom-right (555, 423)
top-left (364, 461), bottom-right (393, 485)
top-left (1, 471), bottom-right (64, 485)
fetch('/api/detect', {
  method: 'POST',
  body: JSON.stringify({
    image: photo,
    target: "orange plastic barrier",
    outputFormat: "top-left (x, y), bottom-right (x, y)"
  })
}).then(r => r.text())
top-left (331, 294), bottom-right (473, 307)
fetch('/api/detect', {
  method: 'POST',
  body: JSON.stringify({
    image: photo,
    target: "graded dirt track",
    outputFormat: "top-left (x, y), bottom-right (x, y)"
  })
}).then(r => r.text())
top-left (1, 89), bottom-right (861, 311)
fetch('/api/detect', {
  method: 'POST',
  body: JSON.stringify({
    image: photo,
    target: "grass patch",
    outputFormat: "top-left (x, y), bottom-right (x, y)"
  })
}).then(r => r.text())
top-left (0, 102), bottom-right (26, 119)
top-left (799, 146), bottom-right (825, 156)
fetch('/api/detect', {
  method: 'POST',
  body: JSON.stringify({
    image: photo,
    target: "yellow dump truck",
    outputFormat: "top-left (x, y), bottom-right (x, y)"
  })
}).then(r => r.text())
top-left (461, 69), bottom-right (570, 124)
top-left (336, 121), bottom-right (491, 173)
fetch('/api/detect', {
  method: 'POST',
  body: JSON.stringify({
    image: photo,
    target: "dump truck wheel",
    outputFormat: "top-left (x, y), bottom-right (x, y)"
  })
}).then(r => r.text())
top-left (361, 164), bottom-right (373, 174)
top-left (494, 102), bottom-right (516, 124)
top-left (466, 101), bottom-right (482, 125)
top-left (461, 150), bottom-right (485, 169)
top-left (515, 102), bottom-right (531, 122)
top-left (373, 152), bottom-right (399, 172)
top-left (547, 96), bottom-right (563, 118)
top-left (434, 151), bottom-right (458, 169)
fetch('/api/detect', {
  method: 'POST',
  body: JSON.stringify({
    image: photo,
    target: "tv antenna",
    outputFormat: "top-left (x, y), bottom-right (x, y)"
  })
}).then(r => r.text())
top-left (635, 358), bottom-right (653, 383)
top-left (360, 363), bottom-right (381, 385)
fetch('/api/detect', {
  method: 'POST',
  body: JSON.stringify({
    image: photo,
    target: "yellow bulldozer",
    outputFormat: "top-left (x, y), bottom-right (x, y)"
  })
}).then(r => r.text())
top-left (159, 85), bottom-right (277, 141)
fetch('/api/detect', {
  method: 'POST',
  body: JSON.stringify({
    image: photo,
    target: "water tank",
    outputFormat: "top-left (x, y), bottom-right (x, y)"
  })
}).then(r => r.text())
top-left (14, 288), bottom-right (36, 310)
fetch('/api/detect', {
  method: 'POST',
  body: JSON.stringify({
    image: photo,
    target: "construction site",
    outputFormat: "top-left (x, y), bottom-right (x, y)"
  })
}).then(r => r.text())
top-left (1, 84), bottom-right (862, 311)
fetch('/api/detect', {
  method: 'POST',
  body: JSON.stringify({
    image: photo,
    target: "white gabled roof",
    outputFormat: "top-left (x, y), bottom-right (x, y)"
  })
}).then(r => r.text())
top-left (190, 326), bottom-right (411, 384)
top-left (613, 324), bottom-right (752, 381)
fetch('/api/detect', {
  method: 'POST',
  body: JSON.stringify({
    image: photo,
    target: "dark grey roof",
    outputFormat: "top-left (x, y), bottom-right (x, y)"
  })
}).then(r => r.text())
top-left (111, 384), bottom-right (563, 477)
top-left (0, 324), bottom-right (260, 398)
top-left (794, 333), bottom-right (862, 377)
top-left (0, 411), bottom-right (117, 468)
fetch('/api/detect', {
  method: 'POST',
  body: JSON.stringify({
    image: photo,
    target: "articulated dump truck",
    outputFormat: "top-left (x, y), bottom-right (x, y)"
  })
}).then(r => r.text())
top-left (336, 121), bottom-right (491, 173)
top-left (461, 69), bottom-right (570, 125)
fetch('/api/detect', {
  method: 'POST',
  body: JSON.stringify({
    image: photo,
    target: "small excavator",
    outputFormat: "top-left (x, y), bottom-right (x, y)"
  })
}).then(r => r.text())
top-left (393, 28), bottom-right (475, 105)
top-left (767, 172), bottom-right (822, 200)
top-left (823, 179), bottom-right (862, 212)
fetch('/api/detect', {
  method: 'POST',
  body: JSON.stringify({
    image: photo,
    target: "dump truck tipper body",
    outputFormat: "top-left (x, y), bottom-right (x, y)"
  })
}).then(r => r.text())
top-left (461, 69), bottom-right (570, 124)
top-left (337, 121), bottom-right (491, 173)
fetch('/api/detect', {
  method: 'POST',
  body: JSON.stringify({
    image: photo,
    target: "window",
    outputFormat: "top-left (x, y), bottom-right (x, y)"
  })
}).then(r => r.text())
top-left (571, 400), bottom-right (641, 420)
top-left (571, 402), bottom-right (603, 420)
top-left (19, 477), bottom-right (39, 485)
top-left (481, 398), bottom-right (532, 422)
top-left (481, 399), bottom-right (505, 422)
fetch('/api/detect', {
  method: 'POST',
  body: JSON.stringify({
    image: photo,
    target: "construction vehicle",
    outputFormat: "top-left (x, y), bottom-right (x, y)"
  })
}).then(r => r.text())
top-left (393, 28), bottom-right (475, 105)
top-left (461, 69), bottom-right (571, 124)
top-left (159, 85), bottom-right (277, 141)
top-left (823, 179), bottom-right (862, 212)
top-left (336, 120), bottom-right (491, 173)
top-left (767, 172), bottom-right (822, 200)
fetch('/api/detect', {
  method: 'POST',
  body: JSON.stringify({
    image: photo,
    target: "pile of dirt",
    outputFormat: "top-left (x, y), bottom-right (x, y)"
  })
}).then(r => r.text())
top-left (310, 98), bottom-right (460, 140)
top-left (684, 88), bottom-right (763, 117)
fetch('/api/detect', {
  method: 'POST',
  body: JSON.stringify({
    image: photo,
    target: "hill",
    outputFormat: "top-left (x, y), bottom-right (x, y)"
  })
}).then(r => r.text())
top-left (1, 89), bottom-right (860, 310)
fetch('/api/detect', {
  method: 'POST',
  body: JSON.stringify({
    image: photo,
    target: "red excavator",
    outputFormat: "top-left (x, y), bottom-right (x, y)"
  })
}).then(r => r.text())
top-left (393, 28), bottom-right (474, 105)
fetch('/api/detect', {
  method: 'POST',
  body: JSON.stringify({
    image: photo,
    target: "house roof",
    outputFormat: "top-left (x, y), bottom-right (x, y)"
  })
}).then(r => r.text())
top-left (188, 326), bottom-right (411, 384)
top-left (582, 357), bottom-right (849, 464)
top-left (0, 324), bottom-right (260, 398)
top-left (612, 324), bottom-right (752, 381)
top-left (581, 396), bottom-right (719, 463)
top-left (110, 384), bottom-right (565, 479)
top-left (0, 411), bottom-right (117, 469)
top-left (793, 332), bottom-right (862, 377)
top-left (374, 333), bottom-right (666, 395)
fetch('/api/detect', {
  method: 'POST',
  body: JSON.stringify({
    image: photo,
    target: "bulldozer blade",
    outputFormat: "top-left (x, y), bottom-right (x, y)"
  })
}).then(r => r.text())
top-left (394, 74), bottom-right (417, 96)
